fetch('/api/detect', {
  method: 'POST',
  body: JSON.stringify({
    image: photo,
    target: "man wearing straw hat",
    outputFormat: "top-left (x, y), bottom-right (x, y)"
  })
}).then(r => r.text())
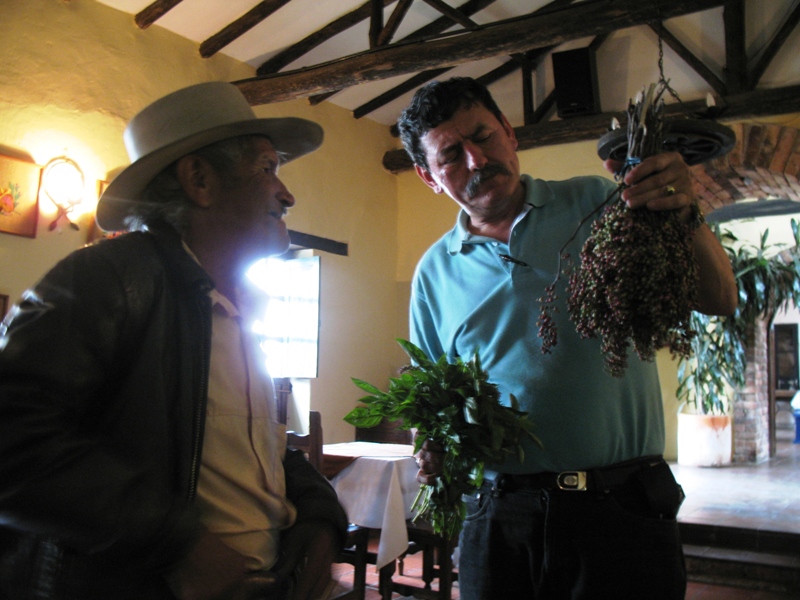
top-left (0, 82), bottom-right (346, 599)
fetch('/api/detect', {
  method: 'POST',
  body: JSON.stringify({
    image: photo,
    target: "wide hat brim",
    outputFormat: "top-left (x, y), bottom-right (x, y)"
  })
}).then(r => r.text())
top-left (96, 82), bottom-right (323, 232)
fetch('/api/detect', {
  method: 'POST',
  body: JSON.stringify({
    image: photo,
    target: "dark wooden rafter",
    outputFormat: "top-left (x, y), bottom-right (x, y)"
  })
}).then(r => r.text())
top-left (421, 0), bottom-right (479, 29)
top-left (723, 0), bottom-right (747, 92)
top-left (134, 0), bottom-right (184, 29)
top-left (369, 0), bottom-right (385, 48)
top-left (378, 0), bottom-right (415, 46)
top-left (257, 0), bottom-right (396, 75)
top-left (307, 0), bottom-right (499, 106)
top-left (749, 1), bottom-right (800, 89)
top-left (199, 0), bottom-right (294, 59)
top-left (530, 90), bottom-right (557, 124)
top-left (381, 84), bottom-right (800, 173)
top-left (649, 22), bottom-right (727, 96)
top-left (520, 54), bottom-right (535, 126)
top-left (234, 0), bottom-right (728, 106)
top-left (350, 0), bottom-right (575, 119)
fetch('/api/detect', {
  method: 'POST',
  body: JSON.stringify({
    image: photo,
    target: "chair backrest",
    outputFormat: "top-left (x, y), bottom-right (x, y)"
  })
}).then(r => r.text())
top-left (287, 410), bottom-right (323, 471)
top-left (355, 417), bottom-right (412, 444)
top-left (274, 377), bottom-right (292, 425)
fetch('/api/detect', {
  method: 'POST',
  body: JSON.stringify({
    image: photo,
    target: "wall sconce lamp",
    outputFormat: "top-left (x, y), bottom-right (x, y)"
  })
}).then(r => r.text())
top-left (41, 156), bottom-right (84, 231)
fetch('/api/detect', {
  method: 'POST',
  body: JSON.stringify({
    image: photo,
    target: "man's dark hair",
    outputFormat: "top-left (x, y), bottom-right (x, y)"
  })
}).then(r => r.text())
top-left (397, 77), bottom-right (505, 171)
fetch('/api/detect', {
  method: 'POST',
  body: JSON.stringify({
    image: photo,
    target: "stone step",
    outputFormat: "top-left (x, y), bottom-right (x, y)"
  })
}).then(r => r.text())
top-left (680, 522), bottom-right (800, 594)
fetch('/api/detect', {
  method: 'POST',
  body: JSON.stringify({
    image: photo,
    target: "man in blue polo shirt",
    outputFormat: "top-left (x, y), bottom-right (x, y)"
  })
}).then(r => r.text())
top-left (397, 77), bottom-right (737, 599)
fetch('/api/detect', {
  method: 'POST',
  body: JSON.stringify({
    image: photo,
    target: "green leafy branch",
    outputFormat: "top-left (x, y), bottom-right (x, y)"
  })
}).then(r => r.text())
top-left (345, 339), bottom-right (540, 538)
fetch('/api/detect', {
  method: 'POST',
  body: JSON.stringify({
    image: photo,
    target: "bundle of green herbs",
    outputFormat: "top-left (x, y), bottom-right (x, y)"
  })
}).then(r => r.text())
top-left (539, 82), bottom-right (699, 376)
top-left (345, 339), bottom-right (540, 538)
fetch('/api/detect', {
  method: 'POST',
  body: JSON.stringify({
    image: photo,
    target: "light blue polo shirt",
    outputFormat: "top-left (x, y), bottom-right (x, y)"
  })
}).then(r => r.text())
top-left (409, 174), bottom-right (664, 474)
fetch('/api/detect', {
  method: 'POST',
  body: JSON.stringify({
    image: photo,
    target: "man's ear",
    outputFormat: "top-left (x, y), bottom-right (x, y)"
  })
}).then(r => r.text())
top-left (501, 114), bottom-right (519, 151)
top-left (175, 154), bottom-right (215, 208)
top-left (415, 164), bottom-right (443, 194)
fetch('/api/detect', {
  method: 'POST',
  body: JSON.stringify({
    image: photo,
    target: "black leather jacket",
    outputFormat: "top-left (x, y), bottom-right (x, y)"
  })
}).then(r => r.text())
top-left (0, 226), bottom-right (346, 599)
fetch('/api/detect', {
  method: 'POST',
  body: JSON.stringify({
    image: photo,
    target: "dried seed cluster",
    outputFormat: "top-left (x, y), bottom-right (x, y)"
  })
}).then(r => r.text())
top-left (538, 81), bottom-right (701, 376)
top-left (566, 199), bottom-right (699, 376)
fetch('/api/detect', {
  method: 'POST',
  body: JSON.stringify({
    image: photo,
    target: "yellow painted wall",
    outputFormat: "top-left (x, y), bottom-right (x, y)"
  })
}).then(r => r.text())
top-left (1, 0), bottom-right (399, 443)
top-left (395, 139), bottom-right (682, 460)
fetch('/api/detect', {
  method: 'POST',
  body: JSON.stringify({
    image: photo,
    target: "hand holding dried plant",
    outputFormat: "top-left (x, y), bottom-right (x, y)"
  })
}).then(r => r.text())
top-left (539, 82), bottom-right (700, 376)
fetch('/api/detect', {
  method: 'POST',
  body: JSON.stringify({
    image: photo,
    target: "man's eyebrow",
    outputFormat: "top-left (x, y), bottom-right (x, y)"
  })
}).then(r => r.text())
top-left (436, 123), bottom-right (492, 158)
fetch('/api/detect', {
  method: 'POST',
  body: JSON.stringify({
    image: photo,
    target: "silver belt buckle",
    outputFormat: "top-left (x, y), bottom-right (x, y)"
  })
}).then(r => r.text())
top-left (556, 471), bottom-right (587, 491)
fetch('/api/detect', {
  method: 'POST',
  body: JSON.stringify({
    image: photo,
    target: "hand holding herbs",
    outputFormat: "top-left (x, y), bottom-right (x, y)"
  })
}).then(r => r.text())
top-left (345, 339), bottom-right (540, 538)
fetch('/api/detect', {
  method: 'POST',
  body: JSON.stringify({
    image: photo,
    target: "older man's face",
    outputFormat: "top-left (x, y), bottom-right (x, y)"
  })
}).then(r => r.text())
top-left (209, 137), bottom-right (296, 264)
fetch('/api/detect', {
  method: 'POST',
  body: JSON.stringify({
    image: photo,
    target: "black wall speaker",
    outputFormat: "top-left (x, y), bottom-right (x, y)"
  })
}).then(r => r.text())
top-left (551, 47), bottom-right (601, 118)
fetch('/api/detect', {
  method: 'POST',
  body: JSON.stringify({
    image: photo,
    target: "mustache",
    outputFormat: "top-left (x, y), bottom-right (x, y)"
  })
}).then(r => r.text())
top-left (466, 164), bottom-right (511, 198)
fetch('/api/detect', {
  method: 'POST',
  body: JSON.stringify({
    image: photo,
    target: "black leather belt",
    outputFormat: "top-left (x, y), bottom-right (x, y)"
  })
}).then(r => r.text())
top-left (485, 455), bottom-right (665, 493)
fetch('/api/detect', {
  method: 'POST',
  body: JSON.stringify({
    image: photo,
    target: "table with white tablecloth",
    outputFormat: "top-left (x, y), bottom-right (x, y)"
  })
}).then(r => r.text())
top-left (323, 441), bottom-right (420, 569)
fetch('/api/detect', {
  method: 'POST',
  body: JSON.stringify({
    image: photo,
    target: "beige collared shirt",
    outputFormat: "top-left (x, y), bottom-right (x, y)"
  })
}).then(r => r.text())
top-left (188, 248), bottom-right (295, 571)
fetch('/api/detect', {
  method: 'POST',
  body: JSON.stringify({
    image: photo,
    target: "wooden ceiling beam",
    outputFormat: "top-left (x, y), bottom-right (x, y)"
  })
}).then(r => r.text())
top-left (749, 2), bottom-right (800, 89)
top-left (235, 0), bottom-right (727, 106)
top-left (723, 0), bottom-right (747, 92)
top-left (421, 0), bottom-right (479, 29)
top-left (134, 0), bottom-right (184, 29)
top-left (369, 0), bottom-right (385, 48)
top-left (378, 0), bottom-right (415, 46)
top-left (200, 0), bottom-right (294, 58)
top-left (381, 84), bottom-right (800, 173)
top-left (350, 0), bottom-right (575, 119)
top-left (257, 0), bottom-right (396, 76)
top-left (650, 23), bottom-right (726, 97)
top-left (307, 0), bottom-right (499, 106)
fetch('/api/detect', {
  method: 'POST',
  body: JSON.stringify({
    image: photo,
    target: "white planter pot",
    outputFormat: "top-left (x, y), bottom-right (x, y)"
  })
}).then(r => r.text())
top-left (677, 413), bottom-right (732, 467)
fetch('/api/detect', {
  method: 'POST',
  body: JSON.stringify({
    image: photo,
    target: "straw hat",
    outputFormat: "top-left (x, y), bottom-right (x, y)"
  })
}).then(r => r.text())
top-left (96, 81), bottom-right (323, 232)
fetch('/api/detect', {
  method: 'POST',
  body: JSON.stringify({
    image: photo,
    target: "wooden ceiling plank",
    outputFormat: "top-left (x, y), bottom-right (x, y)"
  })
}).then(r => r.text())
top-left (308, 0), bottom-right (499, 106)
top-left (723, 0), bottom-right (747, 92)
top-left (352, 67), bottom-right (452, 118)
top-left (134, 0), bottom-right (184, 29)
top-left (530, 89), bottom-right (557, 125)
top-left (235, 0), bottom-right (727, 106)
top-left (200, 0), bottom-right (294, 59)
top-left (349, 0), bottom-right (577, 118)
top-left (749, 2), bottom-right (800, 88)
top-left (521, 56), bottom-right (535, 126)
top-left (397, 0), bottom-right (498, 44)
top-left (649, 23), bottom-right (726, 96)
top-left (378, 0), bottom-right (415, 46)
top-left (370, 0), bottom-right (385, 48)
top-left (420, 0), bottom-right (479, 30)
top-left (381, 84), bottom-right (800, 173)
top-left (257, 0), bottom-right (396, 75)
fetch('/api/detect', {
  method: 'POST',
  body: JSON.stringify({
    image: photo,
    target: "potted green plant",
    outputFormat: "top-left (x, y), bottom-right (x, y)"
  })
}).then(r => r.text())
top-left (676, 220), bottom-right (800, 466)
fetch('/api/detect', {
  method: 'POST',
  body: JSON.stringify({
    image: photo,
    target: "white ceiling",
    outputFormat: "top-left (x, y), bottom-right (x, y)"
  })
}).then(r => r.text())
top-left (95, 1), bottom-right (800, 128)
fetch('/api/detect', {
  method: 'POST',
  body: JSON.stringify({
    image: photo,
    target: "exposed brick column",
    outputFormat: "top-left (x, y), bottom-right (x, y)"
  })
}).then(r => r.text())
top-left (733, 320), bottom-right (770, 463)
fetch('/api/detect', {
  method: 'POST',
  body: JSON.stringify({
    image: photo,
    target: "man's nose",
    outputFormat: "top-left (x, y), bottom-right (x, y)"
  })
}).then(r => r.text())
top-left (464, 142), bottom-right (488, 171)
top-left (276, 178), bottom-right (295, 208)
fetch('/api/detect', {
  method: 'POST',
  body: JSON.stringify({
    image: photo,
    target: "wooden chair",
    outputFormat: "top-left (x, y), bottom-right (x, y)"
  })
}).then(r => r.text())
top-left (378, 519), bottom-right (457, 600)
top-left (286, 410), bottom-right (323, 470)
top-left (287, 410), bottom-right (369, 600)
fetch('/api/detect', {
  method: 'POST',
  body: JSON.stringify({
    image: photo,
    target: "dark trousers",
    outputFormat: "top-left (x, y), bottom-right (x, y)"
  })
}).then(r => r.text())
top-left (458, 462), bottom-right (687, 599)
